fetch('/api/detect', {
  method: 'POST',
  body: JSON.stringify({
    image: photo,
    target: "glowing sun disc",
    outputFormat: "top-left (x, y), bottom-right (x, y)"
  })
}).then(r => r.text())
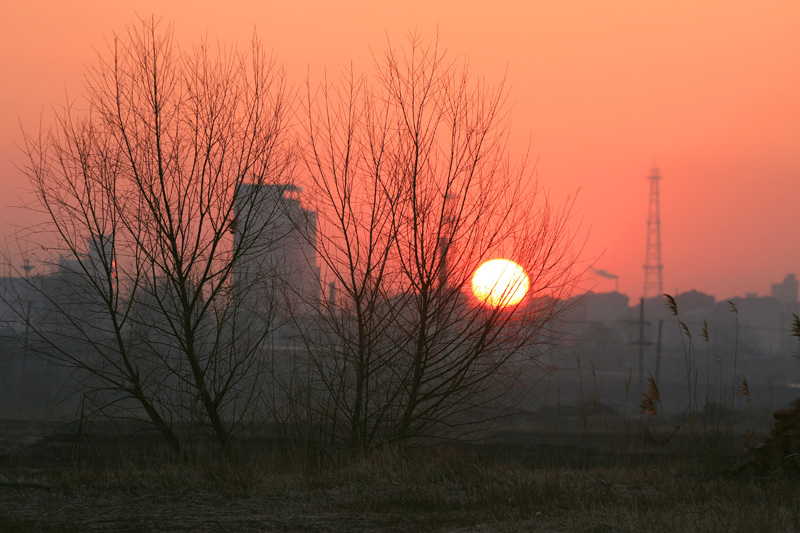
top-left (471, 259), bottom-right (530, 308)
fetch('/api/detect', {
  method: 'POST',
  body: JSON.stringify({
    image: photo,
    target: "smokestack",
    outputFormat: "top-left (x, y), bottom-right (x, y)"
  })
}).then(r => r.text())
top-left (592, 268), bottom-right (619, 292)
top-left (594, 268), bottom-right (618, 280)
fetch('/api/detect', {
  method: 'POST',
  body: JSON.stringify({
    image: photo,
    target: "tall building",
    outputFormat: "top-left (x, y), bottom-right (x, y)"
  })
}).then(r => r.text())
top-left (233, 182), bottom-right (320, 344)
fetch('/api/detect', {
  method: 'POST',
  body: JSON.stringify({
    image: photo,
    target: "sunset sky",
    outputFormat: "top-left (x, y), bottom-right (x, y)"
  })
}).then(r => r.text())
top-left (1, 1), bottom-right (798, 301)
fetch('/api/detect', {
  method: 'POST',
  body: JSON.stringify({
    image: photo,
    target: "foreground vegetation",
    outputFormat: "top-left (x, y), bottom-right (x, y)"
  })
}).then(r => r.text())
top-left (2, 296), bottom-right (796, 531)
top-left (1, 432), bottom-right (799, 532)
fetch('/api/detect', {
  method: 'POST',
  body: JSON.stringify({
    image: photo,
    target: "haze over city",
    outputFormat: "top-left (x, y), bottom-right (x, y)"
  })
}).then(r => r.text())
top-left (2, 4), bottom-right (800, 530)
top-left (1, 1), bottom-right (798, 299)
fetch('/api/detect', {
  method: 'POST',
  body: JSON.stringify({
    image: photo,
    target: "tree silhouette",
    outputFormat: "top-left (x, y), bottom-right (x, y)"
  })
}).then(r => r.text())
top-left (295, 34), bottom-right (581, 450)
top-left (14, 18), bottom-right (294, 459)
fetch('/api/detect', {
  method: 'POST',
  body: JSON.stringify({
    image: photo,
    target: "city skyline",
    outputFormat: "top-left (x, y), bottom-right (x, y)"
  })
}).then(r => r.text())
top-left (1, 2), bottom-right (798, 300)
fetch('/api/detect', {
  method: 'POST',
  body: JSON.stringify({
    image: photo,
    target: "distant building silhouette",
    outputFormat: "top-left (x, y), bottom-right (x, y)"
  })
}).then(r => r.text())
top-left (675, 289), bottom-right (715, 316)
top-left (715, 294), bottom-right (786, 354)
top-left (771, 274), bottom-right (798, 305)
top-left (233, 182), bottom-right (320, 346)
top-left (586, 291), bottom-right (631, 321)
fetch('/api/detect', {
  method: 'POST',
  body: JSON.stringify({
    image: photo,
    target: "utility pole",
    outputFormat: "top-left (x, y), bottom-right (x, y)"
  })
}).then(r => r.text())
top-left (655, 319), bottom-right (663, 386)
top-left (635, 297), bottom-right (653, 391)
top-left (19, 259), bottom-right (34, 412)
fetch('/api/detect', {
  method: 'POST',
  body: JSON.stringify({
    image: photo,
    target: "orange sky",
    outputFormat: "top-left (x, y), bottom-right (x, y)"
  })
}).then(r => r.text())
top-left (1, 1), bottom-right (798, 301)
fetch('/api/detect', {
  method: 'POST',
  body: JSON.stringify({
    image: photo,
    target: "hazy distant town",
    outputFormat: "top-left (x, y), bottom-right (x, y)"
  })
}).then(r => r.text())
top-left (551, 273), bottom-right (800, 418)
top-left (2, 220), bottom-right (797, 422)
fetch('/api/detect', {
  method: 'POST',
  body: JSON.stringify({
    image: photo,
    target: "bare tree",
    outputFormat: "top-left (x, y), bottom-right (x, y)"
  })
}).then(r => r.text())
top-left (12, 18), bottom-right (294, 460)
top-left (297, 35), bottom-right (581, 450)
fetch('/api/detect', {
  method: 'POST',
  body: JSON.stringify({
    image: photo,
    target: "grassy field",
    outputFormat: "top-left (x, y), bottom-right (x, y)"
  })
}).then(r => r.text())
top-left (1, 416), bottom-right (799, 532)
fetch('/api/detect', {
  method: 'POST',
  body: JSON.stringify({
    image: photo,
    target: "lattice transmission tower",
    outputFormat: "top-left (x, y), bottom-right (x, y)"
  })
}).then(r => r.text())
top-left (643, 167), bottom-right (663, 299)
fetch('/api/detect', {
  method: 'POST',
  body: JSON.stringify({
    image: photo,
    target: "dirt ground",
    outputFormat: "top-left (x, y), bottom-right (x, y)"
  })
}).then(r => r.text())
top-left (1, 485), bottom-right (411, 532)
top-left (1, 416), bottom-right (797, 532)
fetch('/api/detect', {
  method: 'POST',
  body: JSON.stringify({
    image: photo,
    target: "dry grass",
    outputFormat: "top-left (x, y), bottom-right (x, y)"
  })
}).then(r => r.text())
top-left (2, 443), bottom-right (799, 532)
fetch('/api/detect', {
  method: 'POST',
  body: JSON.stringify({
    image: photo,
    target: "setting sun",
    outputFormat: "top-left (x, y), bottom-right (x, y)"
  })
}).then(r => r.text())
top-left (471, 259), bottom-right (530, 308)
